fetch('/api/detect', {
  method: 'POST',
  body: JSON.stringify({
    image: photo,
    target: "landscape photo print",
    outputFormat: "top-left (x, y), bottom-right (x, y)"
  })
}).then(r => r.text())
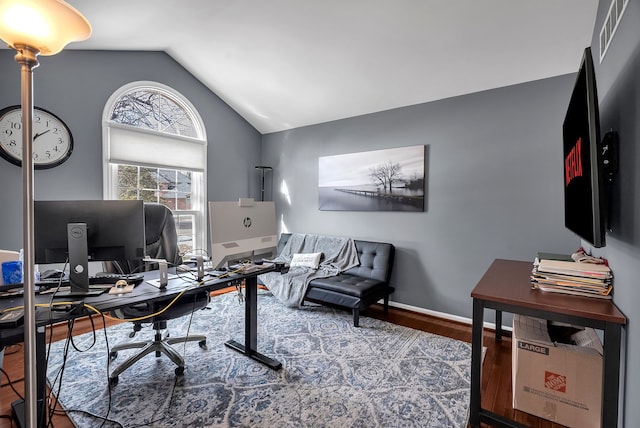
top-left (318, 145), bottom-right (426, 212)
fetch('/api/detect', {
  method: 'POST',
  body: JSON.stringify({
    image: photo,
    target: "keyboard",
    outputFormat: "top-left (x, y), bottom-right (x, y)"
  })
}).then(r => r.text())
top-left (40, 288), bottom-right (107, 298)
top-left (91, 272), bottom-right (145, 285)
top-left (36, 273), bottom-right (145, 298)
top-left (37, 272), bottom-right (145, 288)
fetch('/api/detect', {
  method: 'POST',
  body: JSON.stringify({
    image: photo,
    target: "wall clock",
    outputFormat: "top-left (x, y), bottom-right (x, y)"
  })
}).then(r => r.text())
top-left (0, 105), bottom-right (74, 169)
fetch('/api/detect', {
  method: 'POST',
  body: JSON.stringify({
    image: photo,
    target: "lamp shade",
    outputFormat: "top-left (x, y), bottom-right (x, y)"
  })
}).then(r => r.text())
top-left (0, 0), bottom-right (91, 55)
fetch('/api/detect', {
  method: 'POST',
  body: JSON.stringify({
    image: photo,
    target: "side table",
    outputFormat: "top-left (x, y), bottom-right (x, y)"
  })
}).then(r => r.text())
top-left (470, 258), bottom-right (626, 427)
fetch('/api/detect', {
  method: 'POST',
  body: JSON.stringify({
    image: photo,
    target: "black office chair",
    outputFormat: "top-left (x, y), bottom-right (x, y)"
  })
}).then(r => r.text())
top-left (105, 202), bottom-right (210, 386)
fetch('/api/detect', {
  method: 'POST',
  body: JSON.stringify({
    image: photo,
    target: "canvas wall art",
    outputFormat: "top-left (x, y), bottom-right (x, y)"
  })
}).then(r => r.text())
top-left (318, 145), bottom-right (425, 211)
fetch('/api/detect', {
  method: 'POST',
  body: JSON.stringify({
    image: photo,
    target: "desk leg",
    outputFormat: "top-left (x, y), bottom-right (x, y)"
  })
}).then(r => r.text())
top-left (495, 310), bottom-right (503, 341)
top-left (470, 298), bottom-right (484, 428)
top-left (602, 322), bottom-right (622, 427)
top-left (224, 276), bottom-right (282, 370)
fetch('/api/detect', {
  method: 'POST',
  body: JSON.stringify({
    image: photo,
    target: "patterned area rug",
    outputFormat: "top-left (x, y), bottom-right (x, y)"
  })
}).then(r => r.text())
top-left (46, 291), bottom-right (473, 427)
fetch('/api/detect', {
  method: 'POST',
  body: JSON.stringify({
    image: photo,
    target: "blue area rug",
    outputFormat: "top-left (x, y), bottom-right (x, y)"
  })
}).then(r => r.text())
top-left (46, 291), bottom-right (473, 427)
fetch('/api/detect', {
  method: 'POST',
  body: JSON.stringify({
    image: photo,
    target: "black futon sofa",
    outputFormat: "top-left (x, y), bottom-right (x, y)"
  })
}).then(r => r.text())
top-left (277, 233), bottom-right (395, 327)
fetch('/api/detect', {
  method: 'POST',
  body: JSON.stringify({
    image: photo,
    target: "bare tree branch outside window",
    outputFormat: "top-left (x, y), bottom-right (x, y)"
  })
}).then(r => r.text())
top-left (110, 90), bottom-right (197, 137)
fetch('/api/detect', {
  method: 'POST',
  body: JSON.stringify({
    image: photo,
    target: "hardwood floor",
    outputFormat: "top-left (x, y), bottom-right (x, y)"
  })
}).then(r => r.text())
top-left (0, 291), bottom-right (565, 427)
top-left (362, 305), bottom-right (566, 428)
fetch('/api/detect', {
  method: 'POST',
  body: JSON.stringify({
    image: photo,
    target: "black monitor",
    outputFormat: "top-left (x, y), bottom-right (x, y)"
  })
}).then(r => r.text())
top-left (34, 200), bottom-right (145, 293)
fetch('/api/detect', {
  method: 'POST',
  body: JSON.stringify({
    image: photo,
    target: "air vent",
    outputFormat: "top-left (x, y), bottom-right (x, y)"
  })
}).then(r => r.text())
top-left (599, 0), bottom-right (628, 62)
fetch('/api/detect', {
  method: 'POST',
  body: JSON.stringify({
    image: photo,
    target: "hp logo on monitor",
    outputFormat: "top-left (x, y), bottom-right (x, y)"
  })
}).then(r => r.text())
top-left (243, 217), bottom-right (252, 228)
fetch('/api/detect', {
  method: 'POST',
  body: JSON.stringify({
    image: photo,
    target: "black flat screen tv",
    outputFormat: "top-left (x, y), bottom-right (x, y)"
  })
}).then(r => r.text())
top-left (562, 47), bottom-right (606, 248)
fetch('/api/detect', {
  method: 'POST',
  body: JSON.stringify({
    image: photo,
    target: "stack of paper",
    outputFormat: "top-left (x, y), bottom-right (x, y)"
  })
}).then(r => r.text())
top-left (531, 258), bottom-right (613, 299)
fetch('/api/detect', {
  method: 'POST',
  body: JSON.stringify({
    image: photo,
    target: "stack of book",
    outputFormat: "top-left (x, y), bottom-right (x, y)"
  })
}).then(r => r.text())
top-left (531, 257), bottom-right (613, 299)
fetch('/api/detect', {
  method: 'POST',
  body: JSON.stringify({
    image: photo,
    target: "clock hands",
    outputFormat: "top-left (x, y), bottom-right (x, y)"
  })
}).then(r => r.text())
top-left (33, 129), bottom-right (51, 140)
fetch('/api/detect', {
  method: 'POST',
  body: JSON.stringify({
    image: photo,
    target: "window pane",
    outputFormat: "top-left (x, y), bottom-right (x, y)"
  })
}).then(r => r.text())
top-left (158, 168), bottom-right (176, 190)
top-left (139, 167), bottom-right (157, 190)
top-left (175, 213), bottom-right (195, 255)
top-left (110, 90), bottom-right (197, 137)
top-left (177, 192), bottom-right (192, 210)
top-left (176, 171), bottom-right (193, 211)
top-left (117, 165), bottom-right (138, 189)
top-left (118, 189), bottom-right (138, 200)
top-left (140, 190), bottom-right (157, 203)
top-left (160, 195), bottom-right (176, 209)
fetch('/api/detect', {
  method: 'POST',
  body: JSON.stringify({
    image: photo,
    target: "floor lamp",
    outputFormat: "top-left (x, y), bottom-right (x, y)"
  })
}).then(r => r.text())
top-left (255, 166), bottom-right (273, 201)
top-left (0, 1), bottom-right (90, 426)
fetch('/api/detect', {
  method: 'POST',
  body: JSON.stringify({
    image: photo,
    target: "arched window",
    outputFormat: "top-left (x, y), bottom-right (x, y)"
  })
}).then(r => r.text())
top-left (103, 82), bottom-right (207, 256)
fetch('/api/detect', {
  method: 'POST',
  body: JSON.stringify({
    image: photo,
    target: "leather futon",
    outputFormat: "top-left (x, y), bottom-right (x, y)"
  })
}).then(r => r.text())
top-left (277, 233), bottom-right (395, 327)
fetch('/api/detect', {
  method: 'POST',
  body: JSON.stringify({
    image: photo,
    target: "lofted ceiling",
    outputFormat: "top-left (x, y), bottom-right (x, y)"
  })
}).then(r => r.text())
top-left (43, 1), bottom-right (601, 133)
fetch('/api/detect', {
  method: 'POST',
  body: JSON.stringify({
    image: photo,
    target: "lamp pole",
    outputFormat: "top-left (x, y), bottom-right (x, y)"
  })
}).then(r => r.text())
top-left (0, 2), bottom-right (91, 426)
top-left (16, 43), bottom-right (39, 428)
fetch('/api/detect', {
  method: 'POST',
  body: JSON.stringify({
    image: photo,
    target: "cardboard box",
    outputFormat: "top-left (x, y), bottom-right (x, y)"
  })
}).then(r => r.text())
top-left (512, 315), bottom-right (603, 428)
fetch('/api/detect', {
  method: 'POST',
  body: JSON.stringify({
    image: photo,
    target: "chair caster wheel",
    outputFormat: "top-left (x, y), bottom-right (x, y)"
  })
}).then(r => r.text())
top-left (109, 376), bottom-right (118, 387)
top-left (175, 366), bottom-right (184, 376)
top-left (109, 351), bottom-right (118, 360)
top-left (198, 340), bottom-right (207, 349)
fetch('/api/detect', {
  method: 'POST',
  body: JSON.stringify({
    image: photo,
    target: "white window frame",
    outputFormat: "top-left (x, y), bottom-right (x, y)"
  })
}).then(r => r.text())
top-left (102, 81), bottom-right (207, 256)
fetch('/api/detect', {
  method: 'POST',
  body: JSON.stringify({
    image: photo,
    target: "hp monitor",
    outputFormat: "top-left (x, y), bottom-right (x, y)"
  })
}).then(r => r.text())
top-left (208, 199), bottom-right (277, 269)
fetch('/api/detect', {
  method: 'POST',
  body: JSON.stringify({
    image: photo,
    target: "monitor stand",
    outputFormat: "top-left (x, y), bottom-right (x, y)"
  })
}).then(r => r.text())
top-left (48, 288), bottom-right (106, 298)
top-left (11, 399), bottom-right (46, 428)
top-left (47, 222), bottom-right (105, 298)
top-left (67, 222), bottom-right (89, 294)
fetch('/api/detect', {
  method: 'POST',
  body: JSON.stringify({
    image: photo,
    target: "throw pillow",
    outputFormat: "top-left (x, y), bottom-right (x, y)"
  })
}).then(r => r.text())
top-left (289, 252), bottom-right (323, 269)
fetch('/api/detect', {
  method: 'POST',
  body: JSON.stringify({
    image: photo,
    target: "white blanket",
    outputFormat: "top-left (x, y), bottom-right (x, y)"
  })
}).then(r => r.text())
top-left (259, 233), bottom-right (360, 307)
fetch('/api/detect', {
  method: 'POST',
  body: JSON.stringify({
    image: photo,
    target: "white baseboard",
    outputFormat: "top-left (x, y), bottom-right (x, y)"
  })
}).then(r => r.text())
top-left (383, 299), bottom-right (513, 333)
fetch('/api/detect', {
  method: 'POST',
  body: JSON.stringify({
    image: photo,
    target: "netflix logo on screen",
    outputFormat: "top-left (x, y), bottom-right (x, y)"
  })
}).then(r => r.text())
top-left (565, 137), bottom-right (583, 187)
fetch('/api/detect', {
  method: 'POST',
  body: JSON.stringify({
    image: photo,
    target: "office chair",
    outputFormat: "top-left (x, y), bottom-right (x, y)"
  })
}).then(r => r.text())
top-left (105, 203), bottom-right (210, 386)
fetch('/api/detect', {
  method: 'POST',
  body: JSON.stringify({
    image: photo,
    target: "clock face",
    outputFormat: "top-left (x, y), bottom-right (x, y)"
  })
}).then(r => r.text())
top-left (0, 105), bottom-right (74, 169)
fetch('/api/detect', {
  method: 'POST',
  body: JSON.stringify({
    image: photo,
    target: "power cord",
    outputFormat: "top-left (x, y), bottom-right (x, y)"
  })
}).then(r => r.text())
top-left (45, 312), bottom-right (116, 428)
top-left (1, 261), bottom-right (217, 427)
top-left (0, 366), bottom-right (24, 400)
top-left (235, 282), bottom-right (245, 304)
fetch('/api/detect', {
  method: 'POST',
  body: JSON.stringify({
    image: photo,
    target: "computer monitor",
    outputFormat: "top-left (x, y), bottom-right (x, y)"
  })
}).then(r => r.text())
top-left (34, 200), bottom-right (146, 293)
top-left (208, 199), bottom-right (277, 269)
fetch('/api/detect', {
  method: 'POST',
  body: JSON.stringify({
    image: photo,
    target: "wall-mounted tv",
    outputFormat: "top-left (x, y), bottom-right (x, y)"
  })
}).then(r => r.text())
top-left (562, 47), bottom-right (606, 248)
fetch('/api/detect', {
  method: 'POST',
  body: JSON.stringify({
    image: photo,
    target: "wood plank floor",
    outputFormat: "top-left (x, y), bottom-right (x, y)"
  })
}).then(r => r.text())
top-left (0, 291), bottom-right (565, 427)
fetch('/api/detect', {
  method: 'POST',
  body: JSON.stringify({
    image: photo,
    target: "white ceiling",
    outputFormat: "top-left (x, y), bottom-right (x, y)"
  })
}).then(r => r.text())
top-left (67, 1), bottom-right (598, 133)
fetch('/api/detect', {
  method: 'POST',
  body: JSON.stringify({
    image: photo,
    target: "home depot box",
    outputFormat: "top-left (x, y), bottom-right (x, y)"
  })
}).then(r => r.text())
top-left (511, 314), bottom-right (603, 428)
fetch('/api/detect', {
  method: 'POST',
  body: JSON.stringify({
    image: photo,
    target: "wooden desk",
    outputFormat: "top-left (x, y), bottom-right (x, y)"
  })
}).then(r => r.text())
top-left (469, 258), bottom-right (626, 428)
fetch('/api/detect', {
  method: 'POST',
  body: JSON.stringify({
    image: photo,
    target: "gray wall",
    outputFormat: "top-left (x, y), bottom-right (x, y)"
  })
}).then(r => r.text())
top-left (262, 1), bottom-right (640, 422)
top-left (262, 75), bottom-right (579, 319)
top-left (0, 49), bottom-right (263, 251)
top-left (2, 7), bottom-right (637, 424)
top-left (588, 1), bottom-right (640, 426)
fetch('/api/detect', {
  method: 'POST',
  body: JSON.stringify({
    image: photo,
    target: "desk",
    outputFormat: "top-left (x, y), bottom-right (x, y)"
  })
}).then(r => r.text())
top-left (0, 265), bottom-right (280, 427)
top-left (469, 258), bottom-right (626, 428)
